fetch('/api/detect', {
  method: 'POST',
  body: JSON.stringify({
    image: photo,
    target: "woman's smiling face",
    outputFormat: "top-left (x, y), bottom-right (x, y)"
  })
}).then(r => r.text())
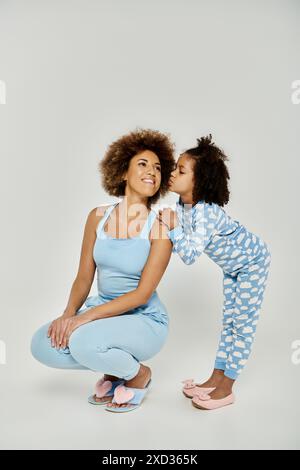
top-left (123, 150), bottom-right (162, 198)
top-left (168, 153), bottom-right (195, 196)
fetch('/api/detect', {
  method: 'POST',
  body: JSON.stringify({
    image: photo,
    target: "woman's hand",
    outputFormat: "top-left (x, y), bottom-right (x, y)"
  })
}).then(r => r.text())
top-left (47, 312), bottom-right (93, 349)
top-left (158, 208), bottom-right (179, 231)
top-left (47, 316), bottom-right (70, 349)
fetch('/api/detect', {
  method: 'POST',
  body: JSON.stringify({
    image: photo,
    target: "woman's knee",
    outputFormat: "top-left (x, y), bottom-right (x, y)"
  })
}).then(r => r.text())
top-left (30, 322), bottom-right (52, 364)
top-left (68, 326), bottom-right (100, 365)
top-left (136, 323), bottom-right (169, 361)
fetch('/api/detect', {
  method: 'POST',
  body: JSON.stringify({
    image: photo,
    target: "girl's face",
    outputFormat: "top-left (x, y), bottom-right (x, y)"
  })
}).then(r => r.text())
top-left (168, 153), bottom-right (195, 196)
top-left (123, 150), bottom-right (162, 198)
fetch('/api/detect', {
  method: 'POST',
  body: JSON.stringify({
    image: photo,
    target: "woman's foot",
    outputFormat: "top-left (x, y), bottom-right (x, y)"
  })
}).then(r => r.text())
top-left (106, 364), bottom-right (152, 409)
top-left (93, 374), bottom-right (121, 403)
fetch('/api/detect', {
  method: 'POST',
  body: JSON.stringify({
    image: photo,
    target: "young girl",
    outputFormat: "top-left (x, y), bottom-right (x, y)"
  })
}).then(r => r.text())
top-left (159, 134), bottom-right (271, 410)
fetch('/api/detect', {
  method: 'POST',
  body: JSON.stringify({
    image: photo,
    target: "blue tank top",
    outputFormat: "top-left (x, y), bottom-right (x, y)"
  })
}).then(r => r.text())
top-left (83, 199), bottom-right (169, 326)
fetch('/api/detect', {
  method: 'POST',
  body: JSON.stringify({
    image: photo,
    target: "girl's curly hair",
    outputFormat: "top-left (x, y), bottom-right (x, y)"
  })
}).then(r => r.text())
top-left (99, 128), bottom-right (175, 207)
top-left (185, 134), bottom-right (230, 206)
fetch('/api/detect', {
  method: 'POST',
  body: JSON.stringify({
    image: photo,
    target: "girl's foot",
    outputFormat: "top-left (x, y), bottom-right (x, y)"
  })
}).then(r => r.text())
top-left (192, 390), bottom-right (235, 410)
top-left (92, 374), bottom-right (121, 403)
top-left (106, 364), bottom-right (152, 409)
top-left (195, 368), bottom-right (225, 389)
top-left (204, 385), bottom-right (233, 400)
top-left (197, 376), bottom-right (235, 400)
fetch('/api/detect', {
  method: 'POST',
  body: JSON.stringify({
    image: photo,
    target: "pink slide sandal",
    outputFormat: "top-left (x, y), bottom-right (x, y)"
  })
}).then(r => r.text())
top-left (88, 377), bottom-right (125, 405)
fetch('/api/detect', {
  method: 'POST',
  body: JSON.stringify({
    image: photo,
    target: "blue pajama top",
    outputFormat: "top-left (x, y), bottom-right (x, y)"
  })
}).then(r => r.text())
top-left (167, 196), bottom-right (270, 275)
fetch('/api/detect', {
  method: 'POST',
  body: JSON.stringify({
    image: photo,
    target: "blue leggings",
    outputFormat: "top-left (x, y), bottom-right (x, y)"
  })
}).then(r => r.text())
top-left (30, 309), bottom-right (169, 380)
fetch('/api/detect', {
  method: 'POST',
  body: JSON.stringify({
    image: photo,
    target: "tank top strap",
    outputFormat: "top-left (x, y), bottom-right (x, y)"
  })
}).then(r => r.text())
top-left (96, 202), bottom-right (118, 237)
top-left (139, 209), bottom-right (158, 240)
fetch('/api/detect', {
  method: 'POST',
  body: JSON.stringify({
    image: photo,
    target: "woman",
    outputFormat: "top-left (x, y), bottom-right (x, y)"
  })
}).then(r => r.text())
top-left (31, 128), bottom-right (175, 413)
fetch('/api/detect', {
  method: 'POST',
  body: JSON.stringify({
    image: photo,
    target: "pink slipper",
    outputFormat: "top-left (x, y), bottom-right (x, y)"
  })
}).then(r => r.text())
top-left (88, 377), bottom-right (125, 405)
top-left (181, 378), bottom-right (216, 398)
top-left (192, 392), bottom-right (235, 410)
top-left (105, 379), bottom-right (152, 413)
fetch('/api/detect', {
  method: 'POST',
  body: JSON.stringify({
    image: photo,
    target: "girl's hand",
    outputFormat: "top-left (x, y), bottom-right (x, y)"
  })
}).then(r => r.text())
top-left (47, 312), bottom-right (93, 349)
top-left (158, 208), bottom-right (179, 231)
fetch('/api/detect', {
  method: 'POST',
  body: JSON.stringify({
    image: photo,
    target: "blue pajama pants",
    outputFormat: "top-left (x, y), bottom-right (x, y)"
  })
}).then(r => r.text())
top-left (30, 310), bottom-right (168, 380)
top-left (214, 248), bottom-right (271, 380)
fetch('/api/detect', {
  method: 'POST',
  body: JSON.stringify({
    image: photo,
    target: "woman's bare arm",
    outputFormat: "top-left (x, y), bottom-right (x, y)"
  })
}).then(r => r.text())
top-left (61, 207), bottom-right (105, 317)
top-left (48, 206), bottom-right (108, 347)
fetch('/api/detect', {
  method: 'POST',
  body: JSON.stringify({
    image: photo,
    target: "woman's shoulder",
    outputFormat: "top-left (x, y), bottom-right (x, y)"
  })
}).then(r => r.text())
top-left (91, 199), bottom-right (120, 216)
top-left (149, 215), bottom-right (170, 242)
top-left (87, 204), bottom-right (111, 219)
top-left (87, 203), bottom-right (116, 232)
top-left (95, 203), bottom-right (114, 217)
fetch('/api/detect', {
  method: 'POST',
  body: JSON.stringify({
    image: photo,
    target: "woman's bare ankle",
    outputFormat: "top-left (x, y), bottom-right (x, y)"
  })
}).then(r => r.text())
top-left (104, 374), bottom-right (120, 382)
top-left (124, 364), bottom-right (151, 388)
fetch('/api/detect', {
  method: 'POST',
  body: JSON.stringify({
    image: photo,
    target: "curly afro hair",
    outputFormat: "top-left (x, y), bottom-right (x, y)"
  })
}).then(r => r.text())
top-left (99, 128), bottom-right (176, 207)
top-left (184, 134), bottom-right (230, 206)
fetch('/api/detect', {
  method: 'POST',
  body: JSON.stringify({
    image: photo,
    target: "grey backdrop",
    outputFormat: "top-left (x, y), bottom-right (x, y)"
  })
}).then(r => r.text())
top-left (0, 0), bottom-right (299, 450)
